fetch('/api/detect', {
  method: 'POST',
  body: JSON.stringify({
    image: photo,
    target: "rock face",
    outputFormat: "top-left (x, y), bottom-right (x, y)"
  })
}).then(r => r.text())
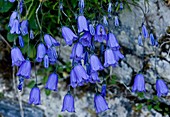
top-left (0, 80), bottom-right (166, 117)
top-left (0, 99), bottom-right (44, 117)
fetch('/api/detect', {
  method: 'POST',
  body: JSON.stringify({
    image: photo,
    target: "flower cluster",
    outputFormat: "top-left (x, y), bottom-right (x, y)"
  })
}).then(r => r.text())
top-left (133, 24), bottom-right (169, 97)
top-left (8, 0), bottom-right (169, 114)
top-left (62, 20), bottom-right (124, 87)
top-left (9, 0), bottom-right (60, 105)
top-left (9, 1), bottom-right (33, 92)
top-left (132, 74), bottom-right (168, 97)
top-left (61, 1), bottom-right (124, 112)
top-left (138, 23), bottom-right (158, 47)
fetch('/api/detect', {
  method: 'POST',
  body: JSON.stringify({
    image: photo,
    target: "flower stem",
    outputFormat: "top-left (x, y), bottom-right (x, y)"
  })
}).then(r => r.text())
top-left (36, 2), bottom-right (42, 31)
top-left (0, 34), bottom-right (12, 49)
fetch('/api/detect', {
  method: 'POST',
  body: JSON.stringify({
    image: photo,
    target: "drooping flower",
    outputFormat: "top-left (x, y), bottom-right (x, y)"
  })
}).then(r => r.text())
top-left (104, 49), bottom-right (117, 67)
top-left (115, 1), bottom-right (119, 7)
top-left (94, 24), bottom-right (107, 42)
top-left (78, 15), bottom-right (88, 33)
top-left (29, 86), bottom-right (41, 105)
top-left (150, 33), bottom-right (155, 46)
top-left (88, 71), bottom-right (100, 83)
top-left (9, 11), bottom-right (18, 27)
top-left (120, 2), bottom-right (123, 10)
top-left (155, 40), bottom-right (159, 47)
top-left (17, 77), bottom-right (24, 91)
top-left (10, 19), bottom-right (20, 34)
top-left (62, 26), bottom-right (78, 45)
top-left (138, 34), bottom-right (143, 46)
top-left (89, 24), bottom-right (95, 36)
top-left (79, 0), bottom-right (84, 14)
top-left (79, 32), bottom-right (92, 47)
top-left (142, 24), bottom-right (148, 38)
top-left (107, 33), bottom-right (120, 50)
top-left (17, 60), bottom-right (31, 79)
top-left (30, 30), bottom-right (34, 39)
top-left (59, 1), bottom-right (63, 10)
top-left (70, 43), bottom-right (84, 61)
top-left (132, 74), bottom-right (145, 92)
top-left (44, 34), bottom-right (60, 48)
top-left (44, 55), bottom-right (49, 68)
top-left (94, 94), bottom-right (109, 113)
top-left (112, 50), bottom-right (124, 62)
top-left (19, 0), bottom-right (24, 14)
top-left (11, 47), bottom-right (25, 66)
top-left (115, 16), bottom-right (119, 27)
top-left (108, 2), bottom-right (112, 13)
top-left (18, 36), bottom-right (24, 48)
top-left (101, 84), bottom-right (107, 97)
top-left (70, 64), bottom-right (89, 88)
top-left (45, 73), bottom-right (58, 91)
top-left (61, 93), bottom-right (75, 112)
top-left (9, 0), bottom-right (15, 2)
top-left (47, 46), bottom-right (58, 64)
top-left (103, 16), bottom-right (108, 26)
top-left (156, 79), bottom-right (168, 97)
top-left (90, 55), bottom-right (103, 71)
top-left (36, 43), bottom-right (46, 62)
top-left (79, 0), bottom-right (84, 9)
top-left (20, 20), bottom-right (28, 36)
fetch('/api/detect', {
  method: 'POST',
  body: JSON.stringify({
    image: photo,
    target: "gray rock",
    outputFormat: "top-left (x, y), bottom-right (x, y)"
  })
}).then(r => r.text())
top-left (112, 61), bottom-right (133, 85)
top-left (0, 99), bottom-right (44, 117)
top-left (126, 54), bottom-right (143, 72)
top-left (145, 69), bottom-right (157, 84)
top-left (150, 58), bottom-right (170, 83)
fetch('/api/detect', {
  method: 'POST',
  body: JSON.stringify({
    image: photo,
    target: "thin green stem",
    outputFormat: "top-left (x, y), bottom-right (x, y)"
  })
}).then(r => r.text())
top-left (36, 2), bottom-right (42, 31)
top-left (0, 34), bottom-right (12, 49)
top-left (25, 0), bottom-right (34, 19)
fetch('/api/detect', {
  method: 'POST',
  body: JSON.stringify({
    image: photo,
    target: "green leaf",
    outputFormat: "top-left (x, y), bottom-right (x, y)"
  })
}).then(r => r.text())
top-left (7, 33), bottom-right (18, 42)
top-left (147, 105), bottom-right (152, 111)
top-left (103, 0), bottom-right (107, 3)
top-left (153, 95), bottom-right (158, 101)
top-left (27, 80), bottom-right (35, 88)
top-left (45, 89), bottom-right (51, 96)
top-left (154, 104), bottom-right (162, 111)
top-left (21, 42), bottom-right (29, 54)
top-left (42, 76), bottom-right (48, 84)
top-left (137, 92), bottom-right (144, 98)
top-left (136, 104), bottom-right (142, 110)
top-left (116, 4), bottom-right (120, 12)
top-left (58, 115), bottom-right (62, 117)
top-left (165, 107), bottom-right (169, 111)
top-left (20, 42), bottom-right (36, 58)
top-left (0, 0), bottom-right (13, 13)
top-left (27, 44), bottom-right (36, 59)
top-left (29, 15), bottom-right (38, 30)
top-left (110, 75), bottom-right (117, 85)
top-left (0, 92), bottom-right (4, 99)
top-left (57, 66), bottom-right (64, 72)
top-left (23, 35), bottom-right (30, 42)
top-left (94, 0), bottom-right (98, 4)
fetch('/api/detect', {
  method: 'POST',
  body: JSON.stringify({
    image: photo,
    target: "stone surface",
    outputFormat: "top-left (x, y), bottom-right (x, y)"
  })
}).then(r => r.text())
top-left (150, 58), bottom-right (170, 83)
top-left (0, 99), bottom-right (44, 117)
top-left (126, 54), bottom-right (143, 72)
top-left (112, 61), bottom-right (133, 85)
